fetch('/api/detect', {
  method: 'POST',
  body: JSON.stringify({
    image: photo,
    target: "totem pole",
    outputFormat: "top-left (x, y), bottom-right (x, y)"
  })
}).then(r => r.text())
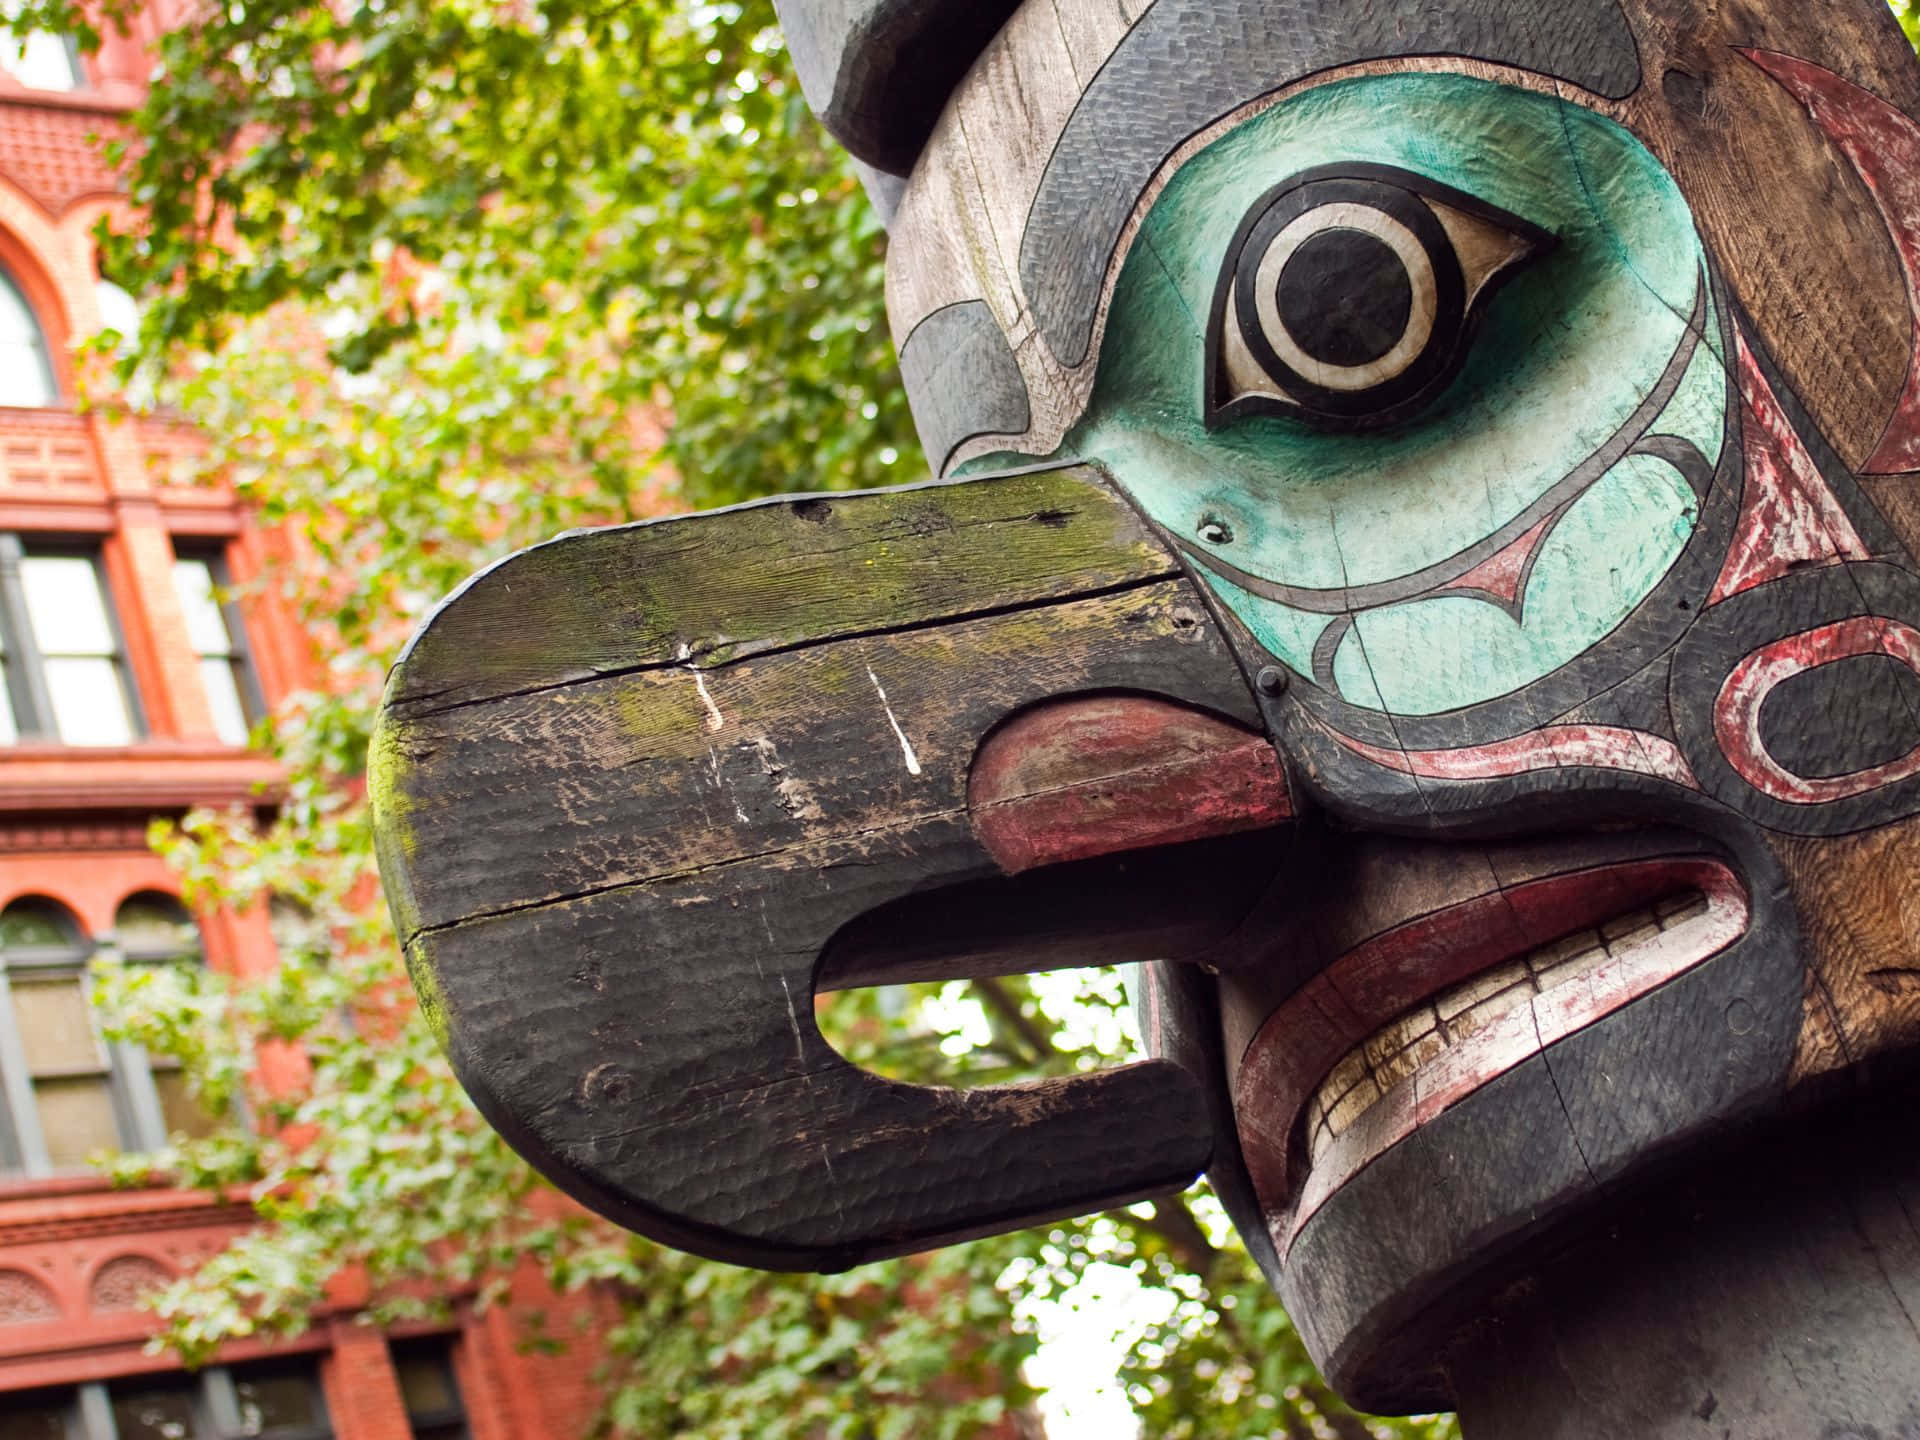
top-left (370, 1), bottom-right (1920, 1432)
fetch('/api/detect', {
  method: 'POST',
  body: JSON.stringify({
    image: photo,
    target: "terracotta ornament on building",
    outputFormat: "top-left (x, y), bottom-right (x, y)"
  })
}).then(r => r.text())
top-left (371, 1), bottom-right (1920, 1432)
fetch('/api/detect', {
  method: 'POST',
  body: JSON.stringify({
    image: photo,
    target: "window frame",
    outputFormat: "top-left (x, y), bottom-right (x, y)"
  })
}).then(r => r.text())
top-left (169, 545), bottom-right (265, 746)
top-left (0, 534), bottom-right (145, 746)
top-left (6, 1358), bottom-right (335, 1440)
top-left (0, 895), bottom-right (205, 1180)
top-left (0, 27), bottom-right (85, 95)
top-left (392, 1337), bottom-right (472, 1440)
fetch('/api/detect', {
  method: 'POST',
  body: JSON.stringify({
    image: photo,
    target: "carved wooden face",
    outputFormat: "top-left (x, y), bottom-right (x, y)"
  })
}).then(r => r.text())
top-left (884, 0), bottom-right (1920, 1408)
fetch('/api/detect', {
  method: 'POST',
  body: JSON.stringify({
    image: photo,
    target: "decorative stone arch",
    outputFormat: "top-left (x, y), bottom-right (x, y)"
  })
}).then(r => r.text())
top-left (0, 883), bottom-right (94, 930)
top-left (0, 171), bottom-right (147, 386)
top-left (0, 202), bottom-right (77, 387)
top-left (0, 891), bottom-right (90, 947)
top-left (85, 1251), bottom-right (174, 1313)
top-left (0, 1265), bottom-right (60, 1325)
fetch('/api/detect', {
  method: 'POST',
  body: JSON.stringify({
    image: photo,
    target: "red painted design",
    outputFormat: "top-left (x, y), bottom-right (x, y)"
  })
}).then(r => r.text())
top-left (1319, 717), bottom-right (1699, 789)
top-left (1433, 509), bottom-right (1560, 613)
top-left (1744, 49), bottom-right (1920, 475)
top-left (1229, 858), bottom-right (1747, 1245)
top-left (1709, 327), bottom-right (1870, 604)
top-left (1714, 616), bottom-right (1920, 804)
top-left (968, 695), bottom-right (1291, 874)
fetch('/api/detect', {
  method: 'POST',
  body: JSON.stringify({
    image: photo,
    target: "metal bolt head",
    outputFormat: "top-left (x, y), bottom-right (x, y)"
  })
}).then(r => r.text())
top-left (1256, 666), bottom-right (1289, 697)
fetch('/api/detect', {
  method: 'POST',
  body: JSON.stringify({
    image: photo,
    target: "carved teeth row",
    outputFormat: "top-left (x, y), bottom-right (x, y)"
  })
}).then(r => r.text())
top-left (1304, 891), bottom-right (1711, 1165)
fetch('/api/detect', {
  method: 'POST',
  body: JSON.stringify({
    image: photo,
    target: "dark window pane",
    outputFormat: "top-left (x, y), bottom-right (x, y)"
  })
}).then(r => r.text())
top-left (394, 1351), bottom-right (458, 1419)
top-left (394, 1340), bottom-right (465, 1440)
top-left (232, 1365), bottom-right (323, 1437)
top-left (112, 1383), bottom-right (199, 1440)
top-left (0, 1389), bottom-right (71, 1440)
top-left (0, 899), bottom-right (79, 950)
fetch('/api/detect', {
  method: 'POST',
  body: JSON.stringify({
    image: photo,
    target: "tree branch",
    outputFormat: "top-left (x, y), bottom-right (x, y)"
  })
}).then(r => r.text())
top-left (969, 977), bottom-right (1052, 1064)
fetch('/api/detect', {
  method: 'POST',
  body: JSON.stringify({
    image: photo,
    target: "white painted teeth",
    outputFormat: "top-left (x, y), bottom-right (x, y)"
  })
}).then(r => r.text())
top-left (1304, 891), bottom-right (1710, 1164)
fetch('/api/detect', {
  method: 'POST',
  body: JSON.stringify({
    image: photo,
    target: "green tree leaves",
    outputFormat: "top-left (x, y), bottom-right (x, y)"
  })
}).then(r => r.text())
top-left (1894, 0), bottom-right (1920, 47)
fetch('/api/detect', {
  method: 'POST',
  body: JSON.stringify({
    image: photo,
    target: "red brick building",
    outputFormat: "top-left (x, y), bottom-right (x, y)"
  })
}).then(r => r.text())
top-left (0, 14), bottom-right (612, 1439)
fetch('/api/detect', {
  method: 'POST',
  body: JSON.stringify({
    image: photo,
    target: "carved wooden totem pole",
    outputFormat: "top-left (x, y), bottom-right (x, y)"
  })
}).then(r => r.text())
top-left (371, 0), bottom-right (1920, 1433)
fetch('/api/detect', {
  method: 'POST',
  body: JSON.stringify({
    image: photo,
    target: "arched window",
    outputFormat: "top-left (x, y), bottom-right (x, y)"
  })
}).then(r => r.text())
top-left (0, 894), bottom-right (214, 1177)
top-left (0, 895), bottom-right (78, 951)
top-left (0, 266), bottom-right (55, 407)
top-left (115, 892), bottom-right (201, 962)
top-left (0, 895), bottom-right (111, 1173)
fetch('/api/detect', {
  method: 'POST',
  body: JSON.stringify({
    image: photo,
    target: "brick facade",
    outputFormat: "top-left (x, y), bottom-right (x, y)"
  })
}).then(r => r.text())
top-left (0, 13), bottom-right (614, 1437)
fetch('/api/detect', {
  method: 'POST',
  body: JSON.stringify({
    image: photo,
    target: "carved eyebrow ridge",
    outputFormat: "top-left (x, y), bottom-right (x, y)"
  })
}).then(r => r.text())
top-left (1018, 0), bottom-right (1643, 370)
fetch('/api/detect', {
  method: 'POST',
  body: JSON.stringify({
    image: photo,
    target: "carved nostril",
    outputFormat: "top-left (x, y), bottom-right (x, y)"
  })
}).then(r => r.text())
top-left (1198, 514), bottom-right (1236, 546)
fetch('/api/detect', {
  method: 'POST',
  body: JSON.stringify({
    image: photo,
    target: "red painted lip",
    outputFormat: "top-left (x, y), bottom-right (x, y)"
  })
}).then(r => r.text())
top-left (1231, 854), bottom-right (1749, 1252)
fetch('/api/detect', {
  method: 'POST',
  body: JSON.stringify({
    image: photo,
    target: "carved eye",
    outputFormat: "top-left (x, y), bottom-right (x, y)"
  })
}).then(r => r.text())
top-left (1206, 164), bottom-right (1555, 431)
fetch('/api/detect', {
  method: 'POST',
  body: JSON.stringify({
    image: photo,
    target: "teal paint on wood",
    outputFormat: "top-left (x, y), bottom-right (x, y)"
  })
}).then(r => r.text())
top-left (983, 74), bottom-right (1725, 714)
top-left (1332, 453), bottom-right (1701, 713)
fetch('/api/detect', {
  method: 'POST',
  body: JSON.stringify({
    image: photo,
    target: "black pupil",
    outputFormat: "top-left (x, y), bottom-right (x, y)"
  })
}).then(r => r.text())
top-left (1275, 226), bottom-right (1414, 369)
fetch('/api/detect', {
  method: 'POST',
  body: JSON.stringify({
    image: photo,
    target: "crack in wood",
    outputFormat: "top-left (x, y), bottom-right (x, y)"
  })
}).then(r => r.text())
top-left (389, 569), bottom-right (1182, 722)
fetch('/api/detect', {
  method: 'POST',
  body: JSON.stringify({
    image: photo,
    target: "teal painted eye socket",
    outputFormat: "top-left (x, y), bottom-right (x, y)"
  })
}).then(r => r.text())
top-left (1207, 164), bottom-right (1555, 431)
top-left (1045, 74), bottom-right (1718, 717)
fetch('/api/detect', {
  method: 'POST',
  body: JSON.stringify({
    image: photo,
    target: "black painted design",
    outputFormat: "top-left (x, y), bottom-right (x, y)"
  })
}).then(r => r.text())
top-left (1020, 0), bottom-right (1643, 368)
top-left (1760, 655), bottom-right (1920, 779)
top-left (1670, 562), bottom-right (1920, 835)
top-left (898, 301), bottom-right (1033, 470)
top-left (1279, 231), bottom-right (1414, 368)
top-left (1208, 166), bottom-right (1555, 431)
top-left (773, 0), bottom-right (1025, 175)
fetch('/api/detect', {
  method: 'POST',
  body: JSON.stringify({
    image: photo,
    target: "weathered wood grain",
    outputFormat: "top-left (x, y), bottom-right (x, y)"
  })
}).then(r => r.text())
top-left (386, 466), bottom-right (1177, 717)
top-left (774, 0), bottom-right (1024, 175)
top-left (375, 466), bottom-right (1277, 1268)
top-left (405, 819), bottom-right (1216, 1270)
top-left (1604, 2), bottom-right (1920, 470)
top-left (1448, 1085), bottom-right (1920, 1436)
top-left (1047, 0), bottom-right (1130, 88)
top-left (383, 0), bottom-right (1920, 1426)
top-left (1779, 816), bottom-right (1920, 1084)
top-left (381, 579), bottom-right (1252, 936)
top-left (953, 0), bottom-right (1081, 316)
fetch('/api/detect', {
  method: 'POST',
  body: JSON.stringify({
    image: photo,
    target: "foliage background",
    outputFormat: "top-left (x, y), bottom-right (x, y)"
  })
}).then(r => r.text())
top-left (12, 0), bottom-right (1917, 1436)
top-left (1896, 0), bottom-right (1920, 47)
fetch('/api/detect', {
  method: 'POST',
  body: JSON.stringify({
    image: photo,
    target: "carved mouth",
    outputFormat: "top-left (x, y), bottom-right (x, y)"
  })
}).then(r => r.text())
top-left (1303, 890), bottom-right (1714, 1168)
top-left (1233, 852), bottom-right (1749, 1253)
